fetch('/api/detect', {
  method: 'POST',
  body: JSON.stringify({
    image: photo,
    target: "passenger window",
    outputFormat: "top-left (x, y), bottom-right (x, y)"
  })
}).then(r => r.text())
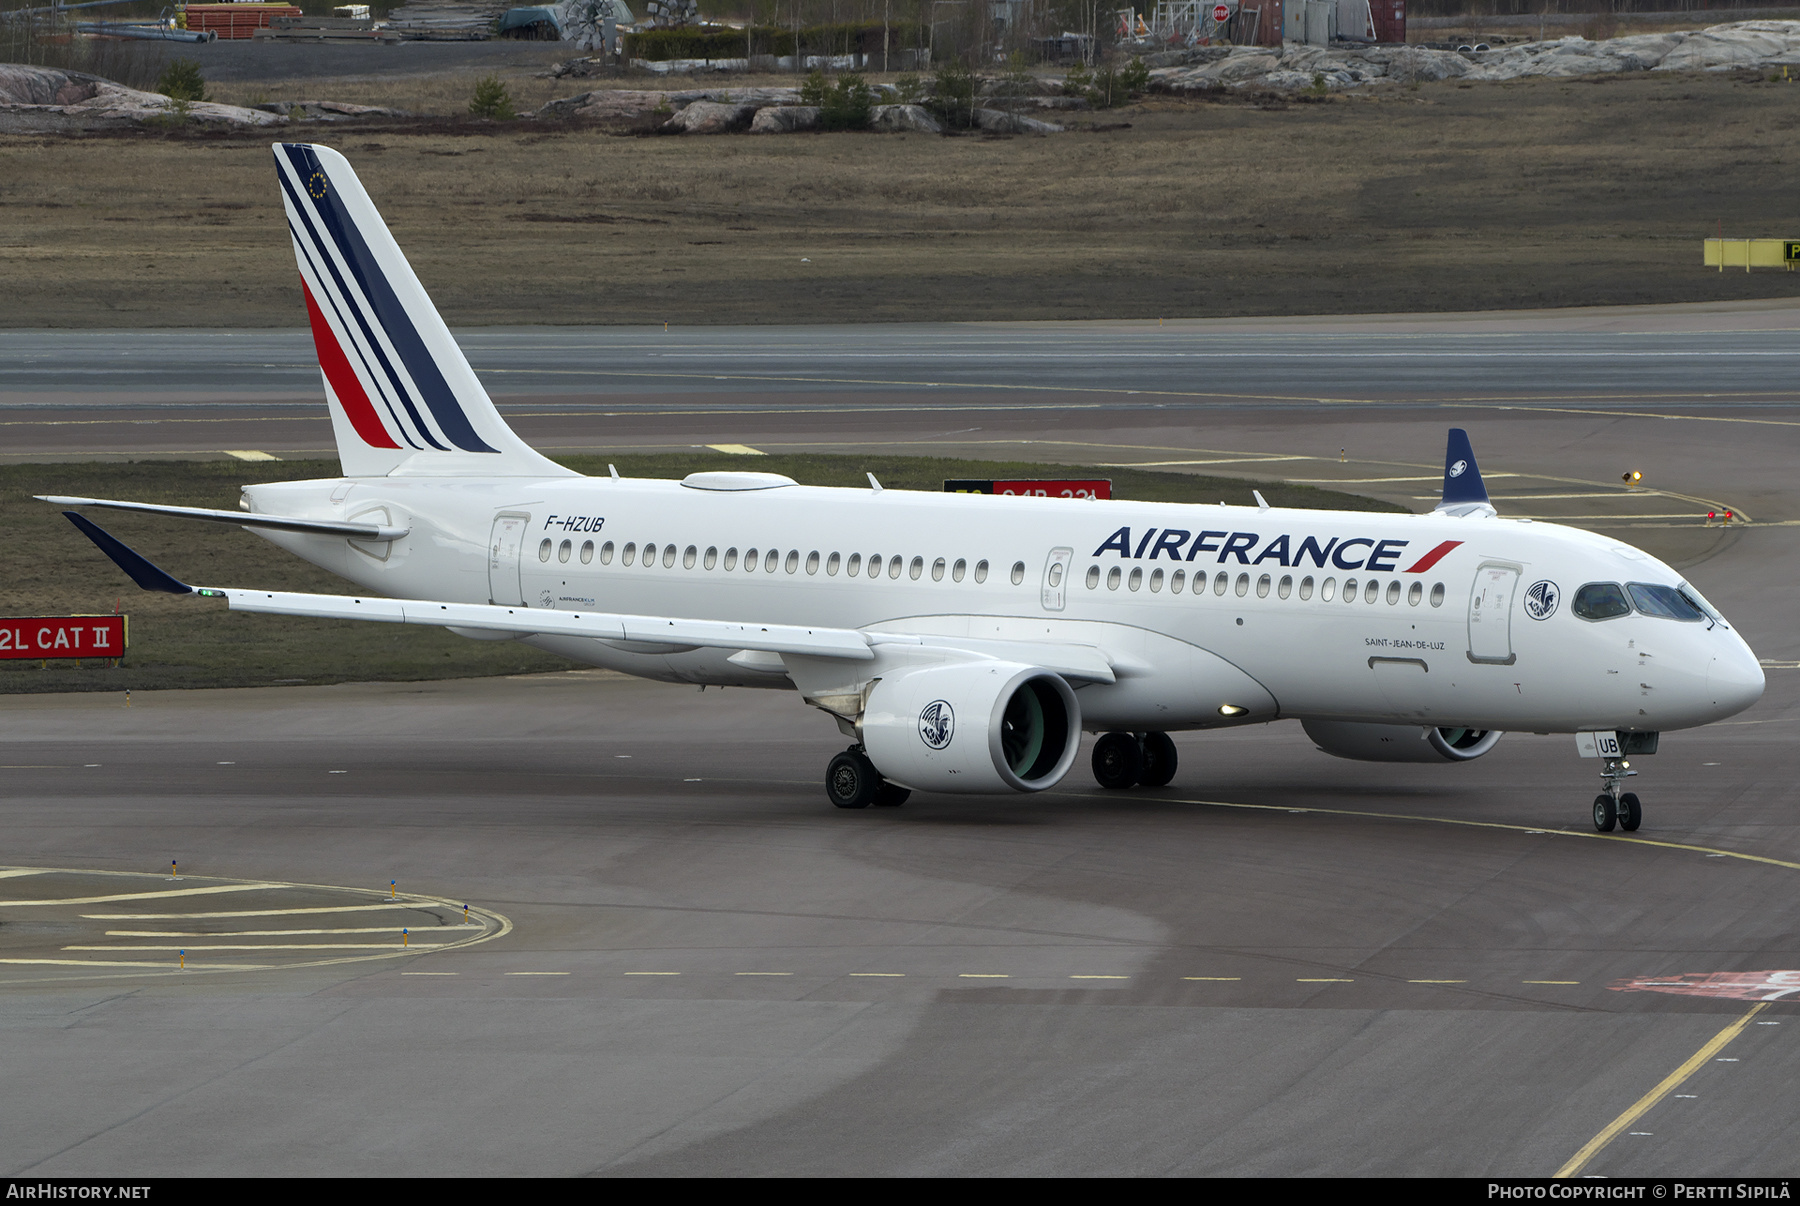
top-left (786, 550), bottom-right (799, 573)
top-left (599, 540), bottom-right (614, 565)
top-left (869, 555), bottom-right (884, 579)
top-left (538, 539), bottom-right (553, 562)
top-left (1128, 567), bottom-right (1143, 591)
top-left (1627, 583), bottom-right (1704, 621)
top-left (642, 543), bottom-right (656, 566)
top-left (767, 549), bottom-right (781, 573)
top-left (1321, 577), bottom-right (1336, 601)
top-left (1429, 582), bottom-right (1445, 607)
top-left (723, 547), bottom-right (738, 571)
top-left (1573, 582), bottom-right (1631, 620)
top-left (684, 545), bottom-right (697, 570)
top-left (622, 542), bottom-right (637, 566)
top-left (1386, 580), bottom-right (1400, 605)
top-left (826, 552), bottom-right (840, 576)
top-left (1234, 573), bottom-right (1249, 597)
top-left (1049, 563), bottom-right (1064, 588)
top-left (704, 546), bottom-right (718, 570)
top-left (558, 539), bottom-right (572, 564)
top-left (806, 551), bottom-right (820, 575)
top-left (1171, 569), bottom-right (1186, 593)
top-left (888, 556), bottom-right (902, 579)
top-left (1107, 567), bottom-right (1121, 590)
top-left (1149, 568), bottom-right (1164, 592)
top-left (1192, 571), bottom-right (1206, 595)
top-left (847, 553), bottom-right (862, 576)
top-left (952, 558), bottom-right (967, 582)
top-left (1277, 574), bottom-right (1291, 599)
top-left (1362, 579), bottom-right (1377, 603)
top-left (1343, 577), bottom-right (1358, 601)
top-left (743, 547), bottom-right (757, 571)
top-left (1256, 573), bottom-right (1270, 599)
top-left (664, 545), bottom-right (678, 569)
top-left (975, 560), bottom-right (989, 583)
top-left (1407, 581), bottom-right (1422, 606)
top-left (1010, 561), bottom-right (1025, 585)
top-left (1298, 575), bottom-right (1313, 600)
top-left (1086, 565), bottom-right (1100, 589)
top-left (931, 558), bottom-right (945, 582)
top-left (1213, 572), bottom-right (1228, 596)
top-left (581, 540), bottom-right (594, 565)
top-left (910, 556), bottom-right (924, 580)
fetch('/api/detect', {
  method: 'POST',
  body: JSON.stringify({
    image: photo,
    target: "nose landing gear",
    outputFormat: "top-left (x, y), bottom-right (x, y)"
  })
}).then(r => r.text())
top-left (1591, 756), bottom-right (1642, 832)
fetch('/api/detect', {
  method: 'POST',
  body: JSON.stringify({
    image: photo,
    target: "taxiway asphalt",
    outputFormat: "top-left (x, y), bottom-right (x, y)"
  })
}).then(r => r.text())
top-left (0, 304), bottom-right (1795, 1176)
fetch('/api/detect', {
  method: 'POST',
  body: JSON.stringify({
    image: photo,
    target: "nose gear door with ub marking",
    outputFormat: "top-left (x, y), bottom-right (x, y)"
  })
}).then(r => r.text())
top-left (488, 513), bottom-right (529, 606)
top-left (1041, 547), bottom-right (1073, 611)
top-left (1467, 561), bottom-right (1520, 665)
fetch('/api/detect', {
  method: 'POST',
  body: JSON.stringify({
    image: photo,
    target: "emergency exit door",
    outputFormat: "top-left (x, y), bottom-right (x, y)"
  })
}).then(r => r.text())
top-left (488, 513), bottom-right (529, 606)
top-left (1467, 562), bottom-right (1520, 665)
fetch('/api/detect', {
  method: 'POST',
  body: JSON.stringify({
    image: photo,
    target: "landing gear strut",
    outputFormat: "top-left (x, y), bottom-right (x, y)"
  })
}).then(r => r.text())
top-left (1591, 756), bottom-right (1642, 833)
top-left (826, 746), bottom-right (910, 810)
top-left (1092, 731), bottom-right (1178, 789)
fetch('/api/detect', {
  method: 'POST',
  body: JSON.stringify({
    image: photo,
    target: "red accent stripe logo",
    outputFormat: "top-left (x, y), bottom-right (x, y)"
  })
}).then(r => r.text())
top-left (1402, 540), bottom-right (1463, 573)
top-left (302, 279), bottom-right (400, 450)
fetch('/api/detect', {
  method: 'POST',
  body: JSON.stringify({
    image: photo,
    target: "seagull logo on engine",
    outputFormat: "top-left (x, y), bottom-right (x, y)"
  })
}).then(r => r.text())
top-left (918, 700), bottom-right (954, 750)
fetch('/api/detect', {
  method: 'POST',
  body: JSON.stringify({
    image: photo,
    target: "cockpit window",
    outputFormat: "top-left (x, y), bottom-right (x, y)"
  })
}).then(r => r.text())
top-left (1678, 582), bottom-right (1728, 630)
top-left (1627, 582), bottom-right (1706, 622)
top-left (1573, 582), bottom-right (1631, 621)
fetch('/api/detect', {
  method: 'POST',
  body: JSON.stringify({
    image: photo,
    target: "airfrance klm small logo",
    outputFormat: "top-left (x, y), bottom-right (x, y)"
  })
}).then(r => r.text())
top-left (919, 700), bottom-right (955, 750)
top-left (1524, 579), bottom-right (1559, 620)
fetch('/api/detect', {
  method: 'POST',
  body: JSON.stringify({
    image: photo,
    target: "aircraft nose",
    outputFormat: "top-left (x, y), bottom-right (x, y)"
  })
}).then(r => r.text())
top-left (1706, 644), bottom-right (1766, 719)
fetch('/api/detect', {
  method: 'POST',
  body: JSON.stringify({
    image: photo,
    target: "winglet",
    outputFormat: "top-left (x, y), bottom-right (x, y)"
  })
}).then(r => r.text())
top-left (63, 512), bottom-right (194, 595)
top-left (1434, 429), bottom-right (1496, 518)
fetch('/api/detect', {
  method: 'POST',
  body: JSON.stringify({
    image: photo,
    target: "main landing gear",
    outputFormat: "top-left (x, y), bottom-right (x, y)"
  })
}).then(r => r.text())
top-left (825, 746), bottom-right (910, 810)
top-left (1091, 731), bottom-right (1178, 790)
top-left (1591, 756), bottom-right (1643, 833)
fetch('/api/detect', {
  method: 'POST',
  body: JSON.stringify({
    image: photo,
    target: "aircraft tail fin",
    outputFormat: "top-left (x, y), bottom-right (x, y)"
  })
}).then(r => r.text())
top-left (1434, 428), bottom-right (1496, 518)
top-left (274, 143), bottom-right (575, 480)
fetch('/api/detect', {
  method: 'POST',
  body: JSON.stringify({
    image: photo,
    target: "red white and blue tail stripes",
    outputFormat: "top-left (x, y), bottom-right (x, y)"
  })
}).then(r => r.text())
top-left (277, 143), bottom-right (501, 461)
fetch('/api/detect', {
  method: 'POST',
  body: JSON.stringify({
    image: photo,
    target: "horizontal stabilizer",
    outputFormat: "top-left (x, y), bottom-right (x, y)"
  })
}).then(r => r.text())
top-left (63, 512), bottom-right (193, 595)
top-left (41, 496), bottom-right (410, 541)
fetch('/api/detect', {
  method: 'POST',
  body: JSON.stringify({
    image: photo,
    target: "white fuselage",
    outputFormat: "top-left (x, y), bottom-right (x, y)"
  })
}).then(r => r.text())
top-left (241, 473), bottom-right (1765, 736)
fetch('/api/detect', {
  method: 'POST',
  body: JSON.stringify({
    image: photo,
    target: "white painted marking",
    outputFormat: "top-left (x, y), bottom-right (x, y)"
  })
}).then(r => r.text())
top-left (1070, 975), bottom-right (1128, 980)
top-left (84, 903), bottom-right (441, 919)
top-left (1182, 977), bottom-right (1241, 981)
top-left (959, 974), bottom-right (1008, 978)
top-left (1675, 1095), bottom-right (1699, 1098)
top-left (0, 870), bottom-right (47, 880)
top-left (224, 450), bottom-right (279, 462)
top-left (0, 958), bottom-right (271, 970)
top-left (65, 943), bottom-right (450, 951)
top-left (624, 971), bottom-right (680, 976)
top-left (0, 883), bottom-right (282, 908)
top-left (849, 973), bottom-right (904, 977)
top-left (505, 971), bottom-right (570, 976)
top-left (104, 925), bottom-right (481, 937)
top-left (735, 971), bottom-right (792, 976)
top-left (1715, 1058), bottom-right (1740, 1062)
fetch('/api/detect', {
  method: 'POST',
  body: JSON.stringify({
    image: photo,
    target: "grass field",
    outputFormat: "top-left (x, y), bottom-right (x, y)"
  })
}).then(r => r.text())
top-left (4, 70), bottom-right (1800, 327)
top-left (0, 454), bottom-right (1397, 694)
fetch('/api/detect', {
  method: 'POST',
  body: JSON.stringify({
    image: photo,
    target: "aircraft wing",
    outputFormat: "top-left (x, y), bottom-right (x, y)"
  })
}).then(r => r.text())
top-left (60, 511), bottom-right (1118, 678)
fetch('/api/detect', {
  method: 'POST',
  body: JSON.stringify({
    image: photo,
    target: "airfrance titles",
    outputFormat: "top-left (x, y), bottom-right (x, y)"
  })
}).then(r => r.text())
top-left (1091, 528), bottom-right (1463, 574)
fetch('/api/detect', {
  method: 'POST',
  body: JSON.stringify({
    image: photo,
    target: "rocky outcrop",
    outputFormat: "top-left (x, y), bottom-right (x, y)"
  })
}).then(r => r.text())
top-left (1148, 20), bottom-right (1800, 94)
top-left (870, 103), bottom-right (942, 133)
top-left (748, 104), bottom-right (819, 132)
top-left (663, 98), bottom-right (758, 133)
top-left (252, 100), bottom-right (411, 120)
top-left (535, 86), bottom-right (798, 122)
top-left (972, 107), bottom-right (1063, 134)
top-left (0, 63), bottom-right (285, 127)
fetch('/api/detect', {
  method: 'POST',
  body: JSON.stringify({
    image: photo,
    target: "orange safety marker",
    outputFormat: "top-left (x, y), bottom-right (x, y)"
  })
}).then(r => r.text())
top-left (179, 949), bottom-right (185, 970)
top-left (390, 880), bottom-right (397, 899)
top-left (170, 859), bottom-right (178, 880)
top-left (401, 928), bottom-right (408, 948)
top-left (462, 904), bottom-right (469, 920)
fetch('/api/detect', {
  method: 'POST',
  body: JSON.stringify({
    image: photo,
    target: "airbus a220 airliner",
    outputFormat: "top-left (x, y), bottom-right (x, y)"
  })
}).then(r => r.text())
top-left (45, 144), bottom-right (1766, 830)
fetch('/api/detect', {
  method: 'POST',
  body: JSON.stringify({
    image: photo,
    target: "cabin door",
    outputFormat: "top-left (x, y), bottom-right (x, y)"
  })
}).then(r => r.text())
top-left (1467, 562), bottom-right (1520, 666)
top-left (488, 513), bottom-right (530, 606)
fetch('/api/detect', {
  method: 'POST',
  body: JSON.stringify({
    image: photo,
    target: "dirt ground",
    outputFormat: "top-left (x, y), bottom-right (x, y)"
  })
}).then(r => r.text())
top-left (5, 68), bottom-right (1800, 327)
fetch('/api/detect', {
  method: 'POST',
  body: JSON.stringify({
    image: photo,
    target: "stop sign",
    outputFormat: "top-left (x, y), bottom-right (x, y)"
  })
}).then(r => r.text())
top-left (1213, 3), bottom-right (1229, 18)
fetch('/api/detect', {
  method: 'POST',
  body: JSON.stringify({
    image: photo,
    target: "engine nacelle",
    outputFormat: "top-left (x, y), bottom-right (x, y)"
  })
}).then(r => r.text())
top-left (1302, 719), bottom-right (1503, 763)
top-left (862, 661), bottom-right (1081, 794)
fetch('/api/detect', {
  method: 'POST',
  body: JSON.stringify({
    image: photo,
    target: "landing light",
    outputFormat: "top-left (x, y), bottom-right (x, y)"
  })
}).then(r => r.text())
top-left (1623, 470), bottom-right (1643, 484)
top-left (1218, 704), bottom-right (1249, 717)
